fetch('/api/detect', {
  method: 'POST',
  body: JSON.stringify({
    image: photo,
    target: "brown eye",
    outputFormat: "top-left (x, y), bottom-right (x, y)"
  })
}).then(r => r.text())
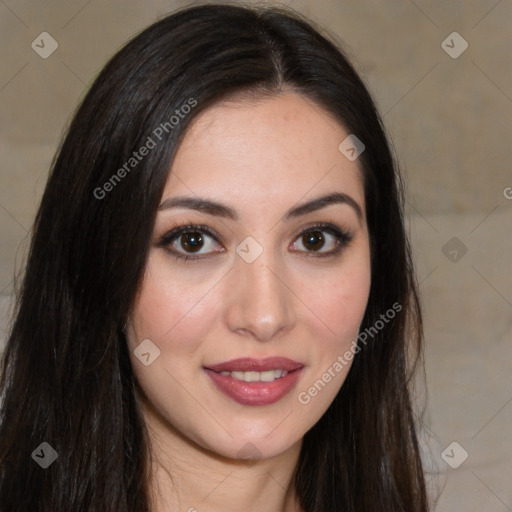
top-left (159, 223), bottom-right (352, 262)
top-left (179, 232), bottom-right (204, 253)
top-left (160, 225), bottom-right (223, 260)
top-left (302, 230), bottom-right (325, 251)
top-left (290, 224), bottom-right (353, 256)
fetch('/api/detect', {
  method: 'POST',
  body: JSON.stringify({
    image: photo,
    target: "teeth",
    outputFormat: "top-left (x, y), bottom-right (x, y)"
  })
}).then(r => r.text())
top-left (260, 370), bottom-right (279, 382)
top-left (219, 369), bottom-right (290, 382)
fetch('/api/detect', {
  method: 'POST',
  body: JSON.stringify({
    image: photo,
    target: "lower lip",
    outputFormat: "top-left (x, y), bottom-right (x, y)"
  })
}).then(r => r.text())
top-left (203, 368), bottom-right (303, 406)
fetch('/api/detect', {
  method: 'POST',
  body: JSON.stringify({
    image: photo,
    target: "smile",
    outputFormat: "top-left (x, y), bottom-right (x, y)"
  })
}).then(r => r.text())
top-left (218, 369), bottom-right (289, 382)
top-left (203, 357), bottom-right (304, 406)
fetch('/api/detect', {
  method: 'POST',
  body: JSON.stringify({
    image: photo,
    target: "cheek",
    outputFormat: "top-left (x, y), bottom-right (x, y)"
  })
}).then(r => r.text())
top-left (130, 256), bottom-right (222, 353)
top-left (324, 273), bottom-right (370, 335)
top-left (293, 263), bottom-right (370, 414)
top-left (297, 258), bottom-right (371, 347)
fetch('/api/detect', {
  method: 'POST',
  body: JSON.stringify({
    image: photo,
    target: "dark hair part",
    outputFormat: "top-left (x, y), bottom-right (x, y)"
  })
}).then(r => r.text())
top-left (0, 3), bottom-right (428, 511)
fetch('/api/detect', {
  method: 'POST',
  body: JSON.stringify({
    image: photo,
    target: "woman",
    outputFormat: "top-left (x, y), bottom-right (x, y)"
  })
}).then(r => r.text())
top-left (0, 3), bottom-right (429, 511)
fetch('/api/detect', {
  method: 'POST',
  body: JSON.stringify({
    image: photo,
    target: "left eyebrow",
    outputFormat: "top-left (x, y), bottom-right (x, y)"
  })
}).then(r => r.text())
top-left (158, 191), bottom-right (363, 222)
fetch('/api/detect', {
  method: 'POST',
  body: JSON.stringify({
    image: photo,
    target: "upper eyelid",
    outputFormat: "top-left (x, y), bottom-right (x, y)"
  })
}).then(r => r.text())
top-left (161, 222), bottom-right (348, 240)
top-left (161, 224), bottom-right (222, 244)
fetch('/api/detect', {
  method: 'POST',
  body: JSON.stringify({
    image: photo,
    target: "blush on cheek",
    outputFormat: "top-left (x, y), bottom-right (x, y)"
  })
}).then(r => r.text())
top-left (307, 281), bottom-right (369, 338)
top-left (136, 282), bottom-right (221, 357)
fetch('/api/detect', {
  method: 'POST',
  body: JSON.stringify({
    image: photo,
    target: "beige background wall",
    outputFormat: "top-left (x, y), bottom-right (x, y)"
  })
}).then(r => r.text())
top-left (1, 1), bottom-right (511, 510)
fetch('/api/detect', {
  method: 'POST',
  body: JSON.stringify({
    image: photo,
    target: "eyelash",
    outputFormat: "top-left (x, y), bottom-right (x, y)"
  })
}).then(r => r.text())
top-left (157, 222), bottom-right (354, 263)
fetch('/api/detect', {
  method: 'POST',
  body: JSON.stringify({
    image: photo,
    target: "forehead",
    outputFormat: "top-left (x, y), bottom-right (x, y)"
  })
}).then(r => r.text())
top-left (163, 92), bottom-right (365, 216)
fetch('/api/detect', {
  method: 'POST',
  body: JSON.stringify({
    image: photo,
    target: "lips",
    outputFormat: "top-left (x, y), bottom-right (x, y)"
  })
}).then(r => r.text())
top-left (204, 357), bottom-right (304, 373)
top-left (203, 357), bottom-right (304, 406)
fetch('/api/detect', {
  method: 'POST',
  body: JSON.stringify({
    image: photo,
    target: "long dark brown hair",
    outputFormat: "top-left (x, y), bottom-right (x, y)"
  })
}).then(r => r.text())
top-left (0, 3), bottom-right (428, 511)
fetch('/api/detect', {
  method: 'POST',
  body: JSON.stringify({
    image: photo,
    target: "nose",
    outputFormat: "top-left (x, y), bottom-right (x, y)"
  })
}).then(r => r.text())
top-left (224, 252), bottom-right (296, 342)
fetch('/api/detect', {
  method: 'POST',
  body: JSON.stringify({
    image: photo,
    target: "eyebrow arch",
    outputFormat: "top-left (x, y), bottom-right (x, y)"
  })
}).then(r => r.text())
top-left (158, 192), bottom-right (363, 222)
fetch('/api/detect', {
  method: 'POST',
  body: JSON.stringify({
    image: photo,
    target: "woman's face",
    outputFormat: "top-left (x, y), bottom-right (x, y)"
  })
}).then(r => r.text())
top-left (126, 91), bottom-right (371, 462)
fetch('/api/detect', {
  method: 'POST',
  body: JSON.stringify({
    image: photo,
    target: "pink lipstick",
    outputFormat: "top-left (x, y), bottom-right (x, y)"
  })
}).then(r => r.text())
top-left (203, 357), bottom-right (304, 406)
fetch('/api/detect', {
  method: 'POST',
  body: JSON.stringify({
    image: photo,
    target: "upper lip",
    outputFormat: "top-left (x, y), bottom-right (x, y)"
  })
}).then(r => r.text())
top-left (204, 357), bottom-right (304, 373)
